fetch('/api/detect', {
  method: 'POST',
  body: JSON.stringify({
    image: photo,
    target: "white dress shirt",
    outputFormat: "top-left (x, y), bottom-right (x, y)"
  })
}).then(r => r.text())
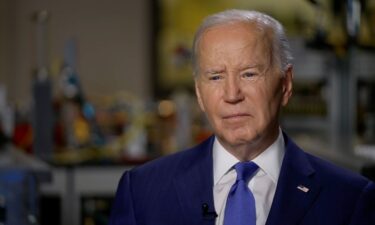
top-left (212, 130), bottom-right (285, 225)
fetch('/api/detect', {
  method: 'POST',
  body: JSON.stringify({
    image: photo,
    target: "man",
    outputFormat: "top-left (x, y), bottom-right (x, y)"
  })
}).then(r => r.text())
top-left (109, 9), bottom-right (375, 225)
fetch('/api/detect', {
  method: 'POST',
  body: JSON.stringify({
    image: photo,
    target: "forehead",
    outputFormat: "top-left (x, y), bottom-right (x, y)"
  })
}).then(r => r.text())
top-left (206, 21), bottom-right (262, 35)
top-left (198, 22), bottom-right (273, 63)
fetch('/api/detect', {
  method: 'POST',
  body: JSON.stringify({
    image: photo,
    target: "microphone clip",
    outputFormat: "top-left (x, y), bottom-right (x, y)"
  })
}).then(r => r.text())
top-left (202, 203), bottom-right (217, 220)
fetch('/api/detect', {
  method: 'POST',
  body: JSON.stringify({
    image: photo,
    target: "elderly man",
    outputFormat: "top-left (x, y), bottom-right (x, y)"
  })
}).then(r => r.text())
top-left (109, 9), bottom-right (375, 225)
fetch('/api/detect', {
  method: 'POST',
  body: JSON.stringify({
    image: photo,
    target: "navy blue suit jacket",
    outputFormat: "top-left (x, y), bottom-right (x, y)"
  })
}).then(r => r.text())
top-left (109, 134), bottom-right (375, 225)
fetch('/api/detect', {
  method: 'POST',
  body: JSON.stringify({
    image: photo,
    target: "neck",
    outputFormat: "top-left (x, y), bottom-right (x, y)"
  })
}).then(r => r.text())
top-left (220, 128), bottom-right (280, 161)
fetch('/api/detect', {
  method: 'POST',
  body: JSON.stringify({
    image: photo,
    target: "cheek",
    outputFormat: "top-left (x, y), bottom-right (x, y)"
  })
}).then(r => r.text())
top-left (248, 85), bottom-right (280, 118)
top-left (202, 96), bottom-right (220, 116)
top-left (200, 90), bottom-right (224, 125)
top-left (200, 86), bottom-right (222, 108)
top-left (263, 89), bottom-right (283, 121)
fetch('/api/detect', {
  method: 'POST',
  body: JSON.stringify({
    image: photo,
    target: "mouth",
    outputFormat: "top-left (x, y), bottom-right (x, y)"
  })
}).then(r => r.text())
top-left (222, 113), bottom-right (251, 120)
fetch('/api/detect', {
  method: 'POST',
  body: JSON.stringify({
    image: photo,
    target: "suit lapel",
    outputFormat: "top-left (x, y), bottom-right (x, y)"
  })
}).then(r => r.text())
top-left (173, 136), bottom-right (216, 225)
top-left (266, 134), bottom-right (321, 225)
top-left (172, 134), bottom-right (321, 225)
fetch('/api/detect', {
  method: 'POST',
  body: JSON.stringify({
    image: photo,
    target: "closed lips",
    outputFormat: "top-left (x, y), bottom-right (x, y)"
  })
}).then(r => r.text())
top-left (222, 113), bottom-right (251, 119)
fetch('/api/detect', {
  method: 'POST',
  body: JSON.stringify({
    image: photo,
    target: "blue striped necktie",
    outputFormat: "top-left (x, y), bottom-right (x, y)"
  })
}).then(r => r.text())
top-left (224, 161), bottom-right (259, 225)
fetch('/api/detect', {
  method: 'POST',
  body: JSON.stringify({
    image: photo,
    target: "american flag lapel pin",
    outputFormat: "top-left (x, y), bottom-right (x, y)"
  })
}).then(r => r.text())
top-left (297, 185), bottom-right (309, 193)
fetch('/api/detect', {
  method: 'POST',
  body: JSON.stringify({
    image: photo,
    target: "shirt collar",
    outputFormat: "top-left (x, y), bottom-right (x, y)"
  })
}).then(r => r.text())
top-left (213, 129), bottom-right (285, 185)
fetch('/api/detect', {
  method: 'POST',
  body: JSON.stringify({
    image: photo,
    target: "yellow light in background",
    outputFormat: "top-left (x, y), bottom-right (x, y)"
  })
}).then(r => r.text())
top-left (158, 100), bottom-right (176, 118)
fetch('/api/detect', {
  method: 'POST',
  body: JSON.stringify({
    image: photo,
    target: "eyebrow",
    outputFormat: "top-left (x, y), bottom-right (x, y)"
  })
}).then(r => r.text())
top-left (204, 68), bottom-right (225, 74)
top-left (202, 64), bottom-right (265, 75)
top-left (240, 64), bottom-right (261, 70)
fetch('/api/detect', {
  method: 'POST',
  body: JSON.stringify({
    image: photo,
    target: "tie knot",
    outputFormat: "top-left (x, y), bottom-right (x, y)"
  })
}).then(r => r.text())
top-left (234, 161), bottom-right (259, 182)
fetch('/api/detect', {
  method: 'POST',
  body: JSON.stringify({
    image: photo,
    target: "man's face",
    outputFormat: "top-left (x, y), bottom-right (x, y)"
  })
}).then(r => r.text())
top-left (195, 22), bottom-right (292, 153)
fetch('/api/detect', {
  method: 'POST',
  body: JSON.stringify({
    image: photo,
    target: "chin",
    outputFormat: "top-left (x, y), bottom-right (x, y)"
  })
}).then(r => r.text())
top-left (220, 131), bottom-right (259, 147)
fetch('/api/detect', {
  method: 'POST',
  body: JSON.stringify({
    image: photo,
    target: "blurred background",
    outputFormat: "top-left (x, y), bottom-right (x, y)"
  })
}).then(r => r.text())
top-left (0, 0), bottom-right (375, 224)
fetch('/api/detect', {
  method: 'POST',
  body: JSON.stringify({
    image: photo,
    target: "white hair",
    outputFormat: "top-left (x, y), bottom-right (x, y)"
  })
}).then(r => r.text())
top-left (192, 9), bottom-right (293, 75)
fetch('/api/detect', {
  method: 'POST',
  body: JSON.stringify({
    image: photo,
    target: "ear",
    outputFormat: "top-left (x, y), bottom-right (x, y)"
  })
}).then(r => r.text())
top-left (195, 78), bottom-right (206, 112)
top-left (281, 65), bottom-right (293, 106)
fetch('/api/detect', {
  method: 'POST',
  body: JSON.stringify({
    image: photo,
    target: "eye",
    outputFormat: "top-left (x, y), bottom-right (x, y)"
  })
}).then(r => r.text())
top-left (241, 72), bottom-right (256, 79)
top-left (208, 74), bottom-right (222, 81)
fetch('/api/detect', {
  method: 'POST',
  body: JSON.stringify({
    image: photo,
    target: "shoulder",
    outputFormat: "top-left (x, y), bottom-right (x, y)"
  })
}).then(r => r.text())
top-left (305, 153), bottom-right (375, 223)
top-left (304, 150), bottom-right (371, 191)
top-left (283, 133), bottom-right (371, 191)
top-left (128, 136), bottom-right (214, 181)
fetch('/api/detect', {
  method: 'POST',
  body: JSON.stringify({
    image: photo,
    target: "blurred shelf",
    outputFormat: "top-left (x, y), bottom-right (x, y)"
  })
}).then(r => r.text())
top-left (282, 116), bottom-right (328, 132)
top-left (355, 144), bottom-right (375, 161)
top-left (0, 144), bottom-right (51, 182)
top-left (40, 165), bottom-right (130, 225)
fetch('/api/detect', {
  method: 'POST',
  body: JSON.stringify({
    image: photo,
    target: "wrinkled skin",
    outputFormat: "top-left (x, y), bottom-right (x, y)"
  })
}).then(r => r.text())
top-left (195, 22), bottom-right (293, 160)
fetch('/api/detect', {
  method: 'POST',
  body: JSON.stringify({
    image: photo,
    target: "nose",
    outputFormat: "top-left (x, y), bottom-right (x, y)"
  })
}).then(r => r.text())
top-left (223, 75), bottom-right (244, 104)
